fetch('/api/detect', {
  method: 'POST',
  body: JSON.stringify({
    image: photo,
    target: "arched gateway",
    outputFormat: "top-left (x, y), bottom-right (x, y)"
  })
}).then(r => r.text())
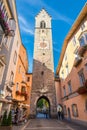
top-left (36, 96), bottom-right (50, 118)
top-left (30, 9), bottom-right (57, 118)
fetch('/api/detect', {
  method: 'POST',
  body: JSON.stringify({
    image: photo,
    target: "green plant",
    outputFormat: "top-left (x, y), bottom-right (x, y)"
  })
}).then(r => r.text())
top-left (1, 111), bottom-right (7, 126)
top-left (1, 110), bottom-right (12, 126)
top-left (7, 111), bottom-right (12, 126)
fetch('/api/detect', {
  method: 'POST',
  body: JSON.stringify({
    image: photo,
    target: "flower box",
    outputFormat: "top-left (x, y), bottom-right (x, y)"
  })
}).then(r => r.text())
top-left (16, 91), bottom-right (21, 95)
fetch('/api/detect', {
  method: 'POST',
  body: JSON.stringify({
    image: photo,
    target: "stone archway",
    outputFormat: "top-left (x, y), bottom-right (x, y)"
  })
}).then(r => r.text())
top-left (36, 96), bottom-right (50, 118)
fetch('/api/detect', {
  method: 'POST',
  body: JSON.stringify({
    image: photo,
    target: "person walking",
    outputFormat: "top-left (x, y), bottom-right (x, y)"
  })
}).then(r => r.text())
top-left (57, 107), bottom-right (61, 120)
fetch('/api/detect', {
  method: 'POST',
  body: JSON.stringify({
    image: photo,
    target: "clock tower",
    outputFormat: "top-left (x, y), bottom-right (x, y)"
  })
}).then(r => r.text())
top-left (30, 9), bottom-right (57, 118)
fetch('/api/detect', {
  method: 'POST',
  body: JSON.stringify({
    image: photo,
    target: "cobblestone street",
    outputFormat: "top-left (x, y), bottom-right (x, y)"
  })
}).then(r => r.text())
top-left (14, 119), bottom-right (87, 130)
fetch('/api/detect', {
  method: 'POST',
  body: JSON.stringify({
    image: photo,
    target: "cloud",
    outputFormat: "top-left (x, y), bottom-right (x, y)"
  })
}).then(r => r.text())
top-left (26, 0), bottom-right (73, 25)
top-left (18, 15), bottom-right (34, 35)
top-left (53, 47), bottom-right (61, 53)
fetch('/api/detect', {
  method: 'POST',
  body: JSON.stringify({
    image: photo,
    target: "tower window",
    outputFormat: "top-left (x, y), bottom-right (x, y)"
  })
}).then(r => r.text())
top-left (43, 53), bottom-right (45, 55)
top-left (40, 21), bottom-right (46, 28)
top-left (41, 71), bottom-right (44, 75)
top-left (43, 63), bottom-right (45, 66)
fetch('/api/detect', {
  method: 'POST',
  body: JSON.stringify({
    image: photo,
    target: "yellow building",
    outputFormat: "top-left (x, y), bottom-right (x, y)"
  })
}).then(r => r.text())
top-left (55, 3), bottom-right (87, 126)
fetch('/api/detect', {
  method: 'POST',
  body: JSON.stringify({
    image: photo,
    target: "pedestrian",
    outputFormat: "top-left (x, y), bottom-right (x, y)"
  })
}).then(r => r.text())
top-left (15, 107), bottom-right (20, 124)
top-left (61, 111), bottom-right (64, 120)
top-left (57, 108), bottom-right (61, 120)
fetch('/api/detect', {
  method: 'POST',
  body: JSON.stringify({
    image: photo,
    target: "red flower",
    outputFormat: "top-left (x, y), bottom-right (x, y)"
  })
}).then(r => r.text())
top-left (16, 90), bottom-right (21, 95)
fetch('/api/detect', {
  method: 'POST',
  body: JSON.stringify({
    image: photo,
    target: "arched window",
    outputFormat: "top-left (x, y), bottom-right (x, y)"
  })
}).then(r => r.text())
top-left (40, 21), bottom-right (46, 28)
top-left (72, 104), bottom-right (78, 117)
top-left (21, 86), bottom-right (26, 93)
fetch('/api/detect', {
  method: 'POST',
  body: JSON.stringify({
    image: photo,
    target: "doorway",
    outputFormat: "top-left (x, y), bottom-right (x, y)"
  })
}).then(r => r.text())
top-left (36, 96), bottom-right (50, 119)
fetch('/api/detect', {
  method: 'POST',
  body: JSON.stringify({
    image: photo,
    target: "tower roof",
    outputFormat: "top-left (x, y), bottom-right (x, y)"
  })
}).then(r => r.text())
top-left (35, 8), bottom-right (51, 18)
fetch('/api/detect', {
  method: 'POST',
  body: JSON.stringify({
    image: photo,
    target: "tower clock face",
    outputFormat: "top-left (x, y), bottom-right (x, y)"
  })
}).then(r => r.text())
top-left (38, 41), bottom-right (49, 50)
top-left (40, 42), bottom-right (47, 48)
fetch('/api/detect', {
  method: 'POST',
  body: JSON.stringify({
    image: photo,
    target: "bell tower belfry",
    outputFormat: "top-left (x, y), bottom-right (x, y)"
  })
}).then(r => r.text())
top-left (30, 9), bottom-right (57, 118)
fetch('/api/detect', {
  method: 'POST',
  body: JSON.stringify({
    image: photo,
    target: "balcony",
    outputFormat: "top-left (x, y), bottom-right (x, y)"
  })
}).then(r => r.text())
top-left (74, 57), bottom-right (82, 67)
top-left (0, 7), bottom-right (16, 36)
top-left (78, 45), bottom-right (87, 56)
top-left (77, 80), bottom-right (87, 94)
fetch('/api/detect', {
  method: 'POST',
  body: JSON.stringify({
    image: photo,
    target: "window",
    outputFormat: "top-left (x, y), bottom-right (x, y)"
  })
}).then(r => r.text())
top-left (62, 71), bottom-right (64, 80)
top-left (16, 83), bottom-right (19, 91)
top-left (68, 81), bottom-right (72, 94)
top-left (63, 105), bottom-right (67, 115)
top-left (41, 71), bottom-right (44, 75)
top-left (79, 33), bottom-right (87, 46)
top-left (18, 65), bottom-right (21, 73)
top-left (43, 53), bottom-right (45, 55)
top-left (22, 72), bottom-right (26, 81)
top-left (63, 86), bottom-right (66, 97)
top-left (79, 36), bottom-right (85, 46)
top-left (78, 70), bottom-right (85, 86)
top-left (21, 86), bottom-right (26, 93)
top-left (10, 71), bottom-right (14, 82)
top-left (0, 60), bottom-right (5, 84)
top-left (13, 51), bottom-right (17, 64)
top-left (0, 1), bottom-right (3, 9)
top-left (85, 99), bottom-right (87, 111)
top-left (65, 53), bottom-right (67, 61)
top-left (0, 33), bottom-right (3, 45)
top-left (27, 77), bottom-right (30, 82)
top-left (85, 33), bottom-right (87, 41)
top-left (81, 23), bottom-right (85, 30)
top-left (72, 104), bottom-right (78, 117)
top-left (43, 63), bottom-right (45, 66)
top-left (4, 36), bottom-right (8, 45)
top-left (66, 64), bottom-right (69, 75)
top-left (40, 21), bottom-right (46, 28)
top-left (73, 36), bottom-right (76, 46)
top-left (85, 63), bottom-right (87, 71)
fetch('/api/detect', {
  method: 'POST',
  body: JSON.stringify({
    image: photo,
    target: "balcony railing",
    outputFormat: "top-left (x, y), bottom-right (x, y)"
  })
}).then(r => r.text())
top-left (77, 80), bottom-right (87, 94)
top-left (78, 44), bottom-right (87, 56)
top-left (74, 57), bottom-right (82, 67)
top-left (0, 7), bottom-right (16, 36)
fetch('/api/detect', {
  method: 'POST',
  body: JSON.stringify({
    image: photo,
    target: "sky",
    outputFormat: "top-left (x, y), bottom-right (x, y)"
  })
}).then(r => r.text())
top-left (15, 0), bottom-right (87, 73)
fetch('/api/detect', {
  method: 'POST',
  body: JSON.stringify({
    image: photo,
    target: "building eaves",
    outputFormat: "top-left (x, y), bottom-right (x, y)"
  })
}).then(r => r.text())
top-left (56, 3), bottom-right (87, 74)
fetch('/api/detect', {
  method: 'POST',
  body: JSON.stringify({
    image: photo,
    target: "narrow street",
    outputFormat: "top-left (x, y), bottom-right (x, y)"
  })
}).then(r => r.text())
top-left (19, 119), bottom-right (87, 130)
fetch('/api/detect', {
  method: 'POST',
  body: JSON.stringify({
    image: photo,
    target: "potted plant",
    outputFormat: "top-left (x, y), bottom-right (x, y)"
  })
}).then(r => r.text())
top-left (0, 111), bottom-right (13, 130)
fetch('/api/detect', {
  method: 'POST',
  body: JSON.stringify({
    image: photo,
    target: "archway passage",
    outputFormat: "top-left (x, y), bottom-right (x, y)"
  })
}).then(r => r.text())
top-left (36, 96), bottom-right (50, 119)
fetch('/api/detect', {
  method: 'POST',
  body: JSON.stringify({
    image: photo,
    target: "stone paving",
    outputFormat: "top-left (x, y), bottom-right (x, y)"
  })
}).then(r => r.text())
top-left (13, 119), bottom-right (87, 130)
